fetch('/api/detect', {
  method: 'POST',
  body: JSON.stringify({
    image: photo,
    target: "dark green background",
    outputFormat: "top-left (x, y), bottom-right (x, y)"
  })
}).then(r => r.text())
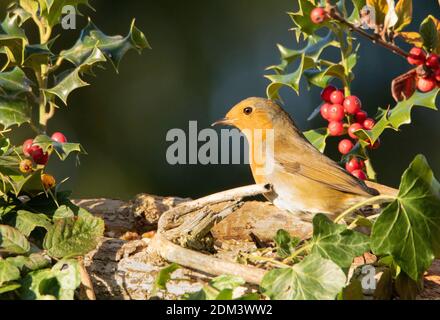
top-left (7, 1), bottom-right (440, 200)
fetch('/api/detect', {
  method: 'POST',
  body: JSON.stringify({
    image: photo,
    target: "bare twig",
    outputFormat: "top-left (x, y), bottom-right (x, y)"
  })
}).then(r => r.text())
top-left (78, 257), bottom-right (96, 300)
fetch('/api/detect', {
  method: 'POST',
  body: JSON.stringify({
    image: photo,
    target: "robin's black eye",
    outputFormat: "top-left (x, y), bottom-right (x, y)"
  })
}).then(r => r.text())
top-left (243, 107), bottom-right (253, 115)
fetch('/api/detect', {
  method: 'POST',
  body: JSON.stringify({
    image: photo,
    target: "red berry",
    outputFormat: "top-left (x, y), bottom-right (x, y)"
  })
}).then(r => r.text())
top-left (338, 139), bottom-right (354, 155)
top-left (355, 111), bottom-right (368, 124)
top-left (435, 68), bottom-right (440, 82)
top-left (310, 7), bottom-right (327, 24)
top-left (320, 103), bottom-right (332, 120)
top-left (426, 53), bottom-right (440, 70)
top-left (51, 132), bottom-right (67, 143)
top-left (22, 139), bottom-right (34, 157)
top-left (328, 121), bottom-right (344, 136)
top-left (407, 47), bottom-right (426, 66)
top-left (343, 96), bottom-right (362, 115)
top-left (367, 138), bottom-right (381, 150)
top-left (351, 169), bottom-right (367, 180)
top-left (29, 146), bottom-right (49, 165)
top-left (348, 123), bottom-right (363, 139)
top-left (330, 90), bottom-right (345, 105)
top-left (363, 118), bottom-right (375, 130)
top-left (327, 104), bottom-right (345, 122)
top-left (320, 85), bottom-right (336, 102)
top-left (417, 76), bottom-right (436, 92)
top-left (345, 158), bottom-right (365, 173)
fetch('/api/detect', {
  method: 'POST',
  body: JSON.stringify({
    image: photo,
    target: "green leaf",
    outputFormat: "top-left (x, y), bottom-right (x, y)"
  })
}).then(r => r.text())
top-left (310, 214), bottom-right (370, 268)
top-left (210, 275), bottom-right (245, 291)
top-left (340, 279), bottom-right (364, 300)
top-left (304, 128), bottom-right (329, 153)
top-left (394, 0), bottom-right (412, 32)
top-left (15, 210), bottom-right (52, 236)
top-left (371, 155), bottom-right (440, 280)
top-left (60, 18), bottom-right (150, 71)
top-left (51, 259), bottom-right (81, 300)
top-left (154, 263), bottom-right (179, 291)
top-left (289, 0), bottom-right (329, 40)
top-left (6, 253), bottom-right (51, 272)
top-left (0, 282), bottom-right (21, 294)
top-left (0, 224), bottom-right (30, 254)
top-left (0, 259), bottom-right (20, 286)
top-left (420, 15), bottom-right (439, 52)
top-left (33, 134), bottom-right (85, 161)
top-left (19, 268), bottom-right (54, 300)
top-left (0, 6), bottom-right (28, 69)
top-left (53, 205), bottom-right (75, 220)
top-left (0, 67), bottom-right (32, 94)
top-left (23, 43), bottom-right (54, 70)
top-left (356, 89), bottom-right (439, 146)
top-left (43, 215), bottom-right (104, 258)
top-left (0, 97), bottom-right (31, 128)
top-left (274, 229), bottom-right (300, 258)
top-left (260, 253), bottom-right (346, 300)
top-left (38, 0), bottom-right (91, 28)
top-left (45, 47), bottom-right (106, 105)
top-left (348, 0), bottom-right (367, 23)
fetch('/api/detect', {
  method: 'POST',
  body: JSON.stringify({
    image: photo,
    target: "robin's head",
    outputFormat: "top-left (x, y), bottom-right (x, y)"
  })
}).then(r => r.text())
top-left (212, 97), bottom-right (284, 130)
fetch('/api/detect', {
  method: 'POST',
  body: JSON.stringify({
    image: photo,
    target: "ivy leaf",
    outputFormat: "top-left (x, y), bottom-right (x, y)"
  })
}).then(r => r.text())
top-left (355, 89), bottom-right (439, 146)
top-left (0, 97), bottom-right (31, 128)
top-left (260, 253), bottom-right (346, 300)
top-left (51, 259), bottom-right (81, 300)
top-left (0, 224), bottom-right (30, 254)
top-left (371, 155), bottom-right (440, 281)
top-left (33, 134), bottom-right (85, 161)
top-left (45, 47), bottom-right (106, 105)
top-left (60, 18), bottom-right (150, 71)
top-left (310, 214), bottom-right (370, 268)
top-left (153, 263), bottom-right (179, 292)
top-left (304, 128), bottom-right (329, 153)
top-left (184, 275), bottom-right (246, 300)
top-left (0, 282), bottom-right (21, 294)
top-left (274, 229), bottom-right (300, 258)
top-left (419, 15), bottom-right (439, 53)
top-left (15, 210), bottom-right (52, 236)
top-left (0, 259), bottom-right (20, 286)
top-left (19, 268), bottom-right (55, 300)
top-left (43, 215), bottom-right (105, 258)
top-left (210, 275), bottom-right (245, 291)
top-left (0, 67), bottom-right (33, 95)
top-left (6, 253), bottom-right (51, 272)
top-left (394, 0), bottom-right (412, 32)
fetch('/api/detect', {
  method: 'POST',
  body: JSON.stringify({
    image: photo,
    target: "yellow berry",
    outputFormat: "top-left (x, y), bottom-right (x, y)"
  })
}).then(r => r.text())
top-left (19, 159), bottom-right (33, 174)
top-left (41, 174), bottom-right (56, 189)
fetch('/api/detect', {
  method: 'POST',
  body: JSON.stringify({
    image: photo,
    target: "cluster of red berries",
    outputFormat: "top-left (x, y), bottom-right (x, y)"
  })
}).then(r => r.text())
top-left (319, 85), bottom-right (379, 180)
top-left (407, 47), bottom-right (440, 93)
top-left (20, 132), bottom-right (67, 170)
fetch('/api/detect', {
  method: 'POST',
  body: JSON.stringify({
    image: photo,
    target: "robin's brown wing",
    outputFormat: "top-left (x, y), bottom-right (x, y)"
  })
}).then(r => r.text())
top-left (275, 141), bottom-right (378, 197)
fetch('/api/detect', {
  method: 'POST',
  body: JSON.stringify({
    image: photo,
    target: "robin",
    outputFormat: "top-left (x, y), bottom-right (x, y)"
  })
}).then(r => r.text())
top-left (213, 97), bottom-right (382, 219)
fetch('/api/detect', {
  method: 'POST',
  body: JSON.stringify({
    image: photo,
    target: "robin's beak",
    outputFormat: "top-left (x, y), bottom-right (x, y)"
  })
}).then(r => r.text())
top-left (211, 117), bottom-right (233, 127)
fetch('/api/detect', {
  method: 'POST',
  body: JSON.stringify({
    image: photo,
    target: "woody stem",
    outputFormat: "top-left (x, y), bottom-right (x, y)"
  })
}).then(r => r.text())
top-left (326, 8), bottom-right (409, 59)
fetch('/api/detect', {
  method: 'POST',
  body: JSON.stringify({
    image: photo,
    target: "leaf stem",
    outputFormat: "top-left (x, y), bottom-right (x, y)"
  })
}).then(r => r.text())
top-left (284, 242), bottom-right (313, 262)
top-left (243, 253), bottom-right (290, 268)
top-left (334, 195), bottom-right (397, 223)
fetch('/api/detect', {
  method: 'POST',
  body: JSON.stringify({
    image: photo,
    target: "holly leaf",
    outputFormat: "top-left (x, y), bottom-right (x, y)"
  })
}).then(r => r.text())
top-left (0, 8), bottom-right (28, 69)
top-left (38, 0), bottom-right (91, 28)
top-left (33, 134), bottom-right (85, 161)
top-left (0, 224), bottom-right (30, 254)
top-left (289, 0), bottom-right (330, 40)
top-left (0, 97), bottom-right (31, 129)
top-left (304, 128), bottom-right (329, 153)
top-left (60, 18), bottom-right (150, 71)
top-left (43, 215), bottom-right (104, 258)
top-left (400, 32), bottom-right (423, 48)
top-left (366, 0), bottom-right (389, 25)
top-left (371, 155), bottom-right (440, 280)
top-left (45, 47), bottom-right (106, 105)
top-left (15, 210), bottom-right (52, 236)
top-left (23, 43), bottom-right (54, 71)
top-left (0, 259), bottom-right (20, 286)
top-left (394, 0), bottom-right (412, 32)
top-left (274, 229), bottom-right (300, 258)
top-left (0, 67), bottom-right (33, 95)
top-left (355, 89), bottom-right (439, 146)
top-left (419, 15), bottom-right (439, 53)
top-left (260, 253), bottom-right (346, 300)
top-left (310, 214), bottom-right (370, 268)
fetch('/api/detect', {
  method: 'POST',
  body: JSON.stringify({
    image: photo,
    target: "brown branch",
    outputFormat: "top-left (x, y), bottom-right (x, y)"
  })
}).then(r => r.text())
top-left (327, 8), bottom-right (409, 59)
